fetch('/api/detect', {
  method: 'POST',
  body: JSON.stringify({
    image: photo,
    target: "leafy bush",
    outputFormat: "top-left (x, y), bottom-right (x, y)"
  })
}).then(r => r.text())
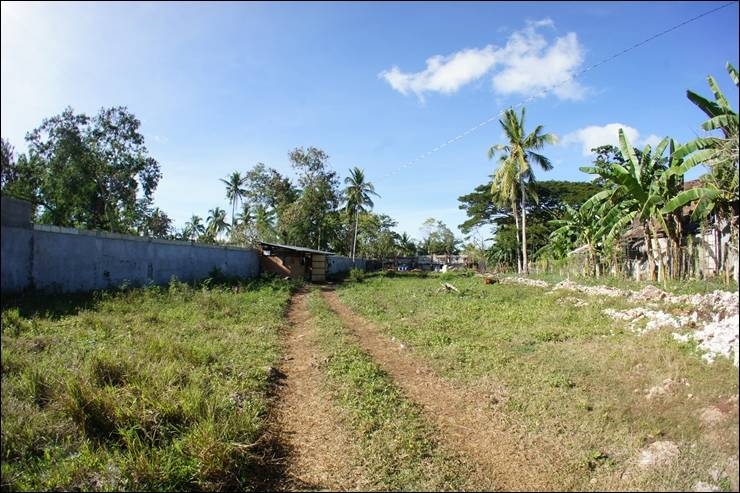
top-left (349, 268), bottom-right (365, 283)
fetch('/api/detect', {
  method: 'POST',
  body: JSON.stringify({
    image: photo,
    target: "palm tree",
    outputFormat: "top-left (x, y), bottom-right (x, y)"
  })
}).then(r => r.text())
top-left (220, 171), bottom-right (247, 227)
top-left (184, 214), bottom-right (206, 241)
top-left (489, 158), bottom-right (523, 273)
top-left (398, 232), bottom-right (416, 257)
top-left (206, 207), bottom-right (231, 241)
top-left (344, 167), bottom-right (379, 261)
top-left (488, 107), bottom-right (556, 274)
top-left (254, 204), bottom-right (277, 242)
top-left (235, 202), bottom-right (253, 230)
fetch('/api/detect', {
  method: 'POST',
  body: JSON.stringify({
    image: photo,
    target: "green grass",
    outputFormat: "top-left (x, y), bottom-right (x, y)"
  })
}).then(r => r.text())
top-left (527, 270), bottom-right (738, 294)
top-left (335, 273), bottom-right (739, 491)
top-left (306, 290), bottom-right (473, 491)
top-left (1, 277), bottom-right (294, 492)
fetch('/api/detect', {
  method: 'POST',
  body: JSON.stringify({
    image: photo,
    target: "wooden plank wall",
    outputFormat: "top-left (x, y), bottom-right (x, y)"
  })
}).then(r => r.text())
top-left (311, 254), bottom-right (326, 282)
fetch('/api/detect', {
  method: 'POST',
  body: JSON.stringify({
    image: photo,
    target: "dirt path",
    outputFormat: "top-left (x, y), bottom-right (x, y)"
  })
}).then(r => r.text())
top-left (261, 287), bottom-right (369, 491)
top-left (321, 287), bottom-right (567, 491)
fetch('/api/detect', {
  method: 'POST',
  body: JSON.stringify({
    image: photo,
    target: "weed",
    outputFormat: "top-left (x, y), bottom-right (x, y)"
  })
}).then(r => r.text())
top-left (349, 268), bottom-right (365, 283)
top-left (308, 292), bottom-right (473, 491)
top-left (1, 279), bottom-right (291, 491)
top-left (334, 275), bottom-right (739, 491)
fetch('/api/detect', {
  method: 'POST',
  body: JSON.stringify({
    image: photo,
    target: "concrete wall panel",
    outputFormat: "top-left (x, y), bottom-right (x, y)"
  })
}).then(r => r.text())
top-left (1, 225), bottom-right (259, 294)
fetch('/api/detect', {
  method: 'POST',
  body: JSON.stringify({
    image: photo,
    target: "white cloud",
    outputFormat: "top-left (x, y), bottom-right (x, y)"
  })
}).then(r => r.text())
top-left (380, 46), bottom-right (499, 100)
top-left (379, 18), bottom-right (587, 101)
top-left (562, 123), bottom-right (665, 156)
top-left (492, 32), bottom-right (586, 101)
top-left (640, 134), bottom-right (662, 149)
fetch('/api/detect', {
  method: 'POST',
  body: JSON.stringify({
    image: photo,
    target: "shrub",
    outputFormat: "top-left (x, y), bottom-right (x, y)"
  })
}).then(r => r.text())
top-left (349, 268), bottom-right (365, 283)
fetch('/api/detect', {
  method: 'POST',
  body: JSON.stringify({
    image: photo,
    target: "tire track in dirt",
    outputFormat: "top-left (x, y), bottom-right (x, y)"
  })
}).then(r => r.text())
top-left (261, 287), bottom-right (369, 491)
top-left (321, 287), bottom-right (566, 491)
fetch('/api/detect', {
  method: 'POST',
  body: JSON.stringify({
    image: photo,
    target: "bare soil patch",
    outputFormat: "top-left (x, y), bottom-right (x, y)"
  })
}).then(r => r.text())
top-left (260, 287), bottom-right (369, 491)
top-left (321, 287), bottom-right (568, 491)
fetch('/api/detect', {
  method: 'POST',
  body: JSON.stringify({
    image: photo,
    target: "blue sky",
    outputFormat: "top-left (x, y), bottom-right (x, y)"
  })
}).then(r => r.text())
top-left (2, 1), bottom-right (738, 244)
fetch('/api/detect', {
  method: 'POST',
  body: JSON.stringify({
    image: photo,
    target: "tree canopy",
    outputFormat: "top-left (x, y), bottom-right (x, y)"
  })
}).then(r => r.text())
top-left (2, 106), bottom-right (162, 234)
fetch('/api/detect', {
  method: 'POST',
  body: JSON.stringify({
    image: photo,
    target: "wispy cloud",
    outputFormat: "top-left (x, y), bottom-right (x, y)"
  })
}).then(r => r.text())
top-left (379, 19), bottom-right (588, 102)
top-left (562, 123), bottom-right (664, 156)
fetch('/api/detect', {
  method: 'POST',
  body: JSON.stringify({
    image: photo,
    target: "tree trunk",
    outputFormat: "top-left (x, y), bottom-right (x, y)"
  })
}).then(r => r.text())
top-left (521, 183), bottom-right (528, 276)
top-left (644, 222), bottom-right (656, 282)
top-left (512, 199), bottom-right (522, 274)
top-left (352, 209), bottom-right (359, 261)
top-left (714, 219), bottom-right (722, 277)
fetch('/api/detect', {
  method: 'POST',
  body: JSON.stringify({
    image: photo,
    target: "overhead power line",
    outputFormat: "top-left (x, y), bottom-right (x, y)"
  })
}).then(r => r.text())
top-left (376, 1), bottom-right (737, 183)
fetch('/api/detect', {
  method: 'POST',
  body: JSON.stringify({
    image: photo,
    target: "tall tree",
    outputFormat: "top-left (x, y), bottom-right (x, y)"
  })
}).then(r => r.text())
top-left (488, 107), bottom-right (556, 274)
top-left (229, 202), bottom-right (255, 246)
top-left (420, 218), bottom-right (459, 261)
top-left (206, 207), bottom-right (231, 241)
top-left (17, 106), bottom-right (162, 233)
top-left (1, 137), bottom-right (16, 189)
top-left (284, 147), bottom-right (341, 250)
top-left (184, 215), bottom-right (206, 241)
top-left (398, 232), bottom-right (417, 256)
top-left (356, 212), bottom-right (398, 262)
top-left (138, 207), bottom-right (173, 238)
top-left (220, 171), bottom-right (246, 227)
top-left (253, 204), bottom-right (277, 243)
top-left (242, 163), bottom-right (299, 244)
top-left (344, 167), bottom-right (379, 261)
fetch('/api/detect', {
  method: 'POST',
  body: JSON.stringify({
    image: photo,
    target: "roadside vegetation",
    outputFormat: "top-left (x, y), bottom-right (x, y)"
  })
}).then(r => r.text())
top-left (336, 272), bottom-right (739, 491)
top-left (1, 277), bottom-right (293, 491)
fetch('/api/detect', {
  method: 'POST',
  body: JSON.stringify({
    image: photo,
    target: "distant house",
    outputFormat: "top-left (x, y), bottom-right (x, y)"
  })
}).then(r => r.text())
top-left (258, 242), bottom-right (333, 282)
top-left (415, 254), bottom-right (469, 271)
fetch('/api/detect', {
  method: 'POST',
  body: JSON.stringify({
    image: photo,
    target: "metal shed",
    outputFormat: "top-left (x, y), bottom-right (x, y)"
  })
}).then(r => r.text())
top-left (258, 242), bottom-right (334, 282)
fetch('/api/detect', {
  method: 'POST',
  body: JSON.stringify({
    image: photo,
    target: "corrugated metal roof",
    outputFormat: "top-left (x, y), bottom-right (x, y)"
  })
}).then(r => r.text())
top-left (259, 241), bottom-right (336, 256)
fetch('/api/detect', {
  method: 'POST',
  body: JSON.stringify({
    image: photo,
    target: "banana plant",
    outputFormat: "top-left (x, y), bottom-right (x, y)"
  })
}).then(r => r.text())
top-left (664, 62), bottom-right (738, 219)
top-left (579, 129), bottom-right (674, 280)
top-left (663, 63), bottom-right (738, 278)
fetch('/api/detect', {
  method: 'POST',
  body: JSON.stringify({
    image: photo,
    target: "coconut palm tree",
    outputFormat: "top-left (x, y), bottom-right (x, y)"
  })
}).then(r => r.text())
top-left (488, 107), bottom-right (556, 274)
top-left (235, 202), bottom-right (253, 229)
top-left (184, 214), bottom-right (206, 241)
top-left (220, 171), bottom-right (247, 227)
top-left (398, 232), bottom-right (416, 257)
top-left (489, 156), bottom-right (524, 273)
top-left (344, 167), bottom-right (379, 261)
top-left (254, 204), bottom-right (277, 242)
top-left (206, 207), bottom-right (231, 241)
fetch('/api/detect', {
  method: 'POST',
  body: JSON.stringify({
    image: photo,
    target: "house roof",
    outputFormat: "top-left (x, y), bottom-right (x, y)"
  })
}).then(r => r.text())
top-left (258, 241), bottom-right (336, 256)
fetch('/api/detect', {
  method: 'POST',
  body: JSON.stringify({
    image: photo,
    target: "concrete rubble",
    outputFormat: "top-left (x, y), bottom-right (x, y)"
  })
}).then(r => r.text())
top-left (503, 276), bottom-right (739, 366)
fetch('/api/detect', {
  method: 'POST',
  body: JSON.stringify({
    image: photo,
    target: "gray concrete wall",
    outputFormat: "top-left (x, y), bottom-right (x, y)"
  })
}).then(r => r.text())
top-left (1, 226), bottom-right (33, 292)
top-left (1, 196), bottom-right (33, 229)
top-left (1, 224), bottom-right (259, 293)
top-left (327, 256), bottom-right (365, 279)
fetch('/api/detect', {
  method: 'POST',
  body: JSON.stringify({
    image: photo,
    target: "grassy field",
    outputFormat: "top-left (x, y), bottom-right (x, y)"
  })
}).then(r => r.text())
top-left (307, 291), bottom-right (473, 491)
top-left (335, 272), bottom-right (739, 491)
top-left (2, 271), bottom-right (737, 491)
top-left (526, 270), bottom-right (739, 295)
top-left (1, 277), bottom-right (293, 491)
